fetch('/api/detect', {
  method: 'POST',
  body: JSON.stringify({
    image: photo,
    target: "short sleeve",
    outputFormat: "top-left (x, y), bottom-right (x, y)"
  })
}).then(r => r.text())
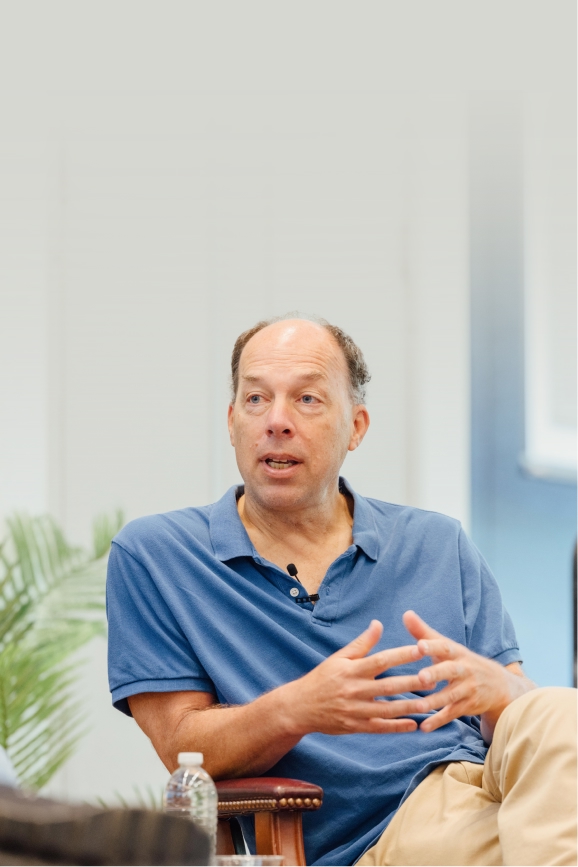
top-left (458, 528), bottom-right (522, 666)
top-left (106, 540), bottom-right (215, 716)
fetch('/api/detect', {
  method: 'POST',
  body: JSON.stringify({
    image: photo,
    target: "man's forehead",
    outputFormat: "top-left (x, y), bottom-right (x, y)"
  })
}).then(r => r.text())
top-left (240, 320), bottom-right (344, 368)
top-left (239, 348), bottom-right (346, 388)
top-left (236, 321), bottom-right (350, 398)
top-left (241, 368), bottom-right (328, 384)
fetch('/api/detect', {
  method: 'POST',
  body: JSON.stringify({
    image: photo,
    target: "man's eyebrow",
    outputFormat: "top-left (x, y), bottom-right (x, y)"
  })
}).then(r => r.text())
top-left (241, 371), bottom-right (327, 384)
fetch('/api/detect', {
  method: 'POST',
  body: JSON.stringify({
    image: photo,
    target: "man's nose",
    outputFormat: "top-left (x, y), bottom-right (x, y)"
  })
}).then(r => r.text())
top-left (266, 399), bottom-right (294, 436)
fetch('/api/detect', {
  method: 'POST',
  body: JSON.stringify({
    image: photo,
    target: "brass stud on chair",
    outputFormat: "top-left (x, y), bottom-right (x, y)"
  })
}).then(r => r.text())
top-left (287, 798), bottom-right (295, 806)
top-left (279, 798), bottom-right (287, 807)
top-left (304, 798), bottom-right (311, 807)
top-left (312, 798), bottom-right (321, 807)
top-left (295, 798), bottom-right (303, 807)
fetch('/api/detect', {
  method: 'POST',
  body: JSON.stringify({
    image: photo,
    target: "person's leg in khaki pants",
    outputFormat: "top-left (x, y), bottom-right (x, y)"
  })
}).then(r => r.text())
top-left (358, 687), bottom-right (577, 866)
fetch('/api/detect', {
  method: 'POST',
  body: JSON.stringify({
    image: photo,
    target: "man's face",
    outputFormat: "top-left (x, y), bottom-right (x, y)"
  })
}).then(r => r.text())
top-left (228, 320), bottom-right (370, 513)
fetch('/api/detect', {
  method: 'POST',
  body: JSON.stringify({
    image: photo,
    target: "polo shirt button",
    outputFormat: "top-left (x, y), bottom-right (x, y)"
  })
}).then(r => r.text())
top-left (290, 588), bottom-right (299, 597)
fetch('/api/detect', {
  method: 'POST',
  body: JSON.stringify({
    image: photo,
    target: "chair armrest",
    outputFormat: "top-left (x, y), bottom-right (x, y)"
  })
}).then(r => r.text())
top-left (216, 777), bottom-right (323, 816)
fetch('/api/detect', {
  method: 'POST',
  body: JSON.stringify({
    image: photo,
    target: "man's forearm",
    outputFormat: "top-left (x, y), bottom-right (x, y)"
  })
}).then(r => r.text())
top-left (168, 686), bottom-right (303, 779)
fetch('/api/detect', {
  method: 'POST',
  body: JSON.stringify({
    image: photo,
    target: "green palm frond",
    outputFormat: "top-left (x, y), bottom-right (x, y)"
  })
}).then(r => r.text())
top-left (0, 510), bottom-right (124, 790)
top-left (92, 510), bottom-right (124, 560)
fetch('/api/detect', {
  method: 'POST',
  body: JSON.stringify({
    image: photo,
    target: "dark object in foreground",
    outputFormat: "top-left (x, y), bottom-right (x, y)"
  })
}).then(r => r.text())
top-left (0, 785), bottom-right (211, 866)
top-left (217, 777), bottom-right (324, 866)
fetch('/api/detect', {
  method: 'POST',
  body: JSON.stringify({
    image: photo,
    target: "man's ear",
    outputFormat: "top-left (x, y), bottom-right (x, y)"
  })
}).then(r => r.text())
top-left (348, 405), bottom-right (370, 452)
top-left (227, 404), bottom-right (235, 446)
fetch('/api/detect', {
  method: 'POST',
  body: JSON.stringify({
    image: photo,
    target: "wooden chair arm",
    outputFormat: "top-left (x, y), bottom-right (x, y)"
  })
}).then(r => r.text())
top-left (216, 778), bottom-right (323, 866)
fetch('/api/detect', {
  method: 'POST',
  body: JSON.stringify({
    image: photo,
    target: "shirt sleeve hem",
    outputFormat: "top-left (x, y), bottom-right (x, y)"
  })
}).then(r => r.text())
top-left (112, 677), bottom-right (216, 717)
top-left (491, 647), bottom-right (523, 666)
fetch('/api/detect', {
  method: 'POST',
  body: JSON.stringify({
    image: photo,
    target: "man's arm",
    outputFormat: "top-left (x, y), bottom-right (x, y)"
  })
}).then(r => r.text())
top-left (128, 688), bottom-right (302, 779)
top-left (129, 620), bottom-right (426, 779)
top-left (129, 614), bottom-right (531, 778)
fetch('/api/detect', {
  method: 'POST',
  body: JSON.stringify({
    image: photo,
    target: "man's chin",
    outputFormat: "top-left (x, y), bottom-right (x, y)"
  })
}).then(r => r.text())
top-left (244, 479), bottom-right (313, 512)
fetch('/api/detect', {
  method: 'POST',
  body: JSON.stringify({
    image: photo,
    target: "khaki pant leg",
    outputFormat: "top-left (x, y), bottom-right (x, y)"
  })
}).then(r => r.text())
top-left (358, 687), bottom-right (577, 867)
top-left (357, 760), bottom-right (501, 866)
top-left (482, 686), bottom-right (577, 867)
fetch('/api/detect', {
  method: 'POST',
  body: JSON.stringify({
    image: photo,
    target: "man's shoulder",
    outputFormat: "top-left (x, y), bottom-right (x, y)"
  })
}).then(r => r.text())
top-left (362, 494), bottom-right (462, 534)
top-left (112, 502), bottom-right (215, 559)
top-left (347, 484), bottom-right (466, 566)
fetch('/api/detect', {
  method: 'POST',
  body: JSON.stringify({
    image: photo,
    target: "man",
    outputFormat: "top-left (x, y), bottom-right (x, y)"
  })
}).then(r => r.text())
top-left (107, 316), bottom-right (576, 866)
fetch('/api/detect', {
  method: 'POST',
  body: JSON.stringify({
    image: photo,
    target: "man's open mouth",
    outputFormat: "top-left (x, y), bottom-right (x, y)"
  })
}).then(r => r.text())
top-left (264, 458), bottom-right (299, 469)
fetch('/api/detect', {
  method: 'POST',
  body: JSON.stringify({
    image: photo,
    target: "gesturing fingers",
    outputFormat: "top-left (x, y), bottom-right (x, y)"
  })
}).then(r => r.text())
top-left (376, 696), bottom-right (429, 718)
top-left (354, 672), bottom-right (426, 700)
top-left (418, 658), bottom-right (468, 689)
top-left (411, 680), bottom-right (471, 716)
top-left (416, 636), bottom-right (462, 663)
top-left (366, 718), bottom-right (418, 734)
top-left (334, 620), bottom-right (384, 661)
top-left (356, 643), bottom-right (421, 678)
top-left (419, 698), bottom-right (471, 732)
top-left (342, 695), bottom-right (424, 721)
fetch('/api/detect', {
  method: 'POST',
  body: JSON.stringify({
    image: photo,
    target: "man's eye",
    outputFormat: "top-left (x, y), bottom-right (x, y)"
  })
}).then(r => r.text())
top-left (301, 394), bottom-right (316, 404)
top-left (248, 395), bottom-right (261, 404)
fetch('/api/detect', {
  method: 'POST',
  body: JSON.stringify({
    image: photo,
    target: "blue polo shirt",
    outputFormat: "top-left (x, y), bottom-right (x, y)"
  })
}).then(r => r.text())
top-left (107, 479), bottom-right (521, 866)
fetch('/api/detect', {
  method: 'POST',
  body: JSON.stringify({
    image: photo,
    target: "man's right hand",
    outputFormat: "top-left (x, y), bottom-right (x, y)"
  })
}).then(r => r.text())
top-left (278, 619), bottom-right (424, 737)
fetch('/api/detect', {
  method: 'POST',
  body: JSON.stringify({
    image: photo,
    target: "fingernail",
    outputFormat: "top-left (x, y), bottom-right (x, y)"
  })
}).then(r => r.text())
top-left (421, 671), bottom-right (431, 684)
top-left (421, 641), bottom-right (429, 653)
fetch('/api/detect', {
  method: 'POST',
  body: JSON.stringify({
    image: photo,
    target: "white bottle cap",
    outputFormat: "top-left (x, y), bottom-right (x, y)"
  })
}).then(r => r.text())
top-left (178, 752), bottom-right (203, 766)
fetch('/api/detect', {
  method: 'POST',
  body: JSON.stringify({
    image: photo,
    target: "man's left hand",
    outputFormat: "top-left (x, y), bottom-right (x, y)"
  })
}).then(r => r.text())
top-left (403, 610), bottom-right (535, 742)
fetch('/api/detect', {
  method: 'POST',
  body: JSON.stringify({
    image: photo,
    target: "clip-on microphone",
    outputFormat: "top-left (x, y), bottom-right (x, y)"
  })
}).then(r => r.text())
top-left (287, 563), bottom-right (319, 604)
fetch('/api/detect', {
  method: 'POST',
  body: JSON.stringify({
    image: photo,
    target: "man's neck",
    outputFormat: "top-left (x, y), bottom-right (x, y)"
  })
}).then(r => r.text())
top-left (238, 486), bottom-right (352, 542)
top-left (236, 485), bottom-right (354, 593)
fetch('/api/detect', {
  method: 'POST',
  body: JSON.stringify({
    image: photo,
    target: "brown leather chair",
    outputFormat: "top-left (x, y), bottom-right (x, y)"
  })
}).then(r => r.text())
top-left (217, 777), bottom-right (324, 866)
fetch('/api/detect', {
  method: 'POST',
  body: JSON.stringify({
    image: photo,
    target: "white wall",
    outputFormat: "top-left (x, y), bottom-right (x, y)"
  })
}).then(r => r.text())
top-left (0, 130), bottom-right (48, 518)
top-left (34, 90), bottom-right (469, 545)
top-left (0, 0), bottom-right (572, 805)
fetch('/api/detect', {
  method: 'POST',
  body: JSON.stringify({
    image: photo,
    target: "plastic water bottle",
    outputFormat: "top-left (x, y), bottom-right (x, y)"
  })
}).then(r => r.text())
top-left (164, 752), bottom-right (218, 860)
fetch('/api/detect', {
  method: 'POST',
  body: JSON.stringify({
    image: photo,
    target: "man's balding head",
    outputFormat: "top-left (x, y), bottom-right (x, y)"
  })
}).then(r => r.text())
top-left (230, 315), bottom-right (370, 405)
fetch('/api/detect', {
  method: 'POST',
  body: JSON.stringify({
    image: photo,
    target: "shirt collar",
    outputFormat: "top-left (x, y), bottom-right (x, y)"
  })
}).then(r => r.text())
top-left (209, 476), bottom-right (379, 563)
top-left (342, 477), bottom-right (380, 561)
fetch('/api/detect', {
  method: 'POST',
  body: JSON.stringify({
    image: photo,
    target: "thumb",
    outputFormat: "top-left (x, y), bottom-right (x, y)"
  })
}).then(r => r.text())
top-left (334, 619), bottom-right (383, 660)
